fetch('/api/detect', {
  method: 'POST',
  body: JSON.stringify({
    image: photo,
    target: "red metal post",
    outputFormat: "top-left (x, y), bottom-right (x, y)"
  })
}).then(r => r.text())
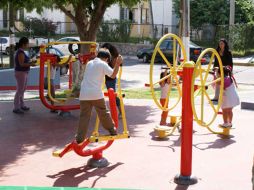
top-left (174, 61), bottom-right (197, 185)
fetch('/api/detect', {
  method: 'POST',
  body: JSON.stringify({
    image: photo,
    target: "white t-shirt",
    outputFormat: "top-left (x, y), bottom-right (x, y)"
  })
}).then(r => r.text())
top-left (161, 83), bottom-right (170, 99)
top-left (79, 58), bottom-right (113, 100)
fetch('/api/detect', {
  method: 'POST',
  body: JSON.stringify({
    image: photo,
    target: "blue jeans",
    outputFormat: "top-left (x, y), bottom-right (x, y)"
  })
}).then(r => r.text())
top-left (105, 79), bottom-right (120, 107)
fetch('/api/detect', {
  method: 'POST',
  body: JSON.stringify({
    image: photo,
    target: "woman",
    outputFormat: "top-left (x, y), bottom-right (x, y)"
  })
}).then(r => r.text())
top-left (13, 37), bottom-right (36, 114)
top-left (212, 38), bottom-right (233, 101)
top-left (101, 43), bottom-right (122, 118)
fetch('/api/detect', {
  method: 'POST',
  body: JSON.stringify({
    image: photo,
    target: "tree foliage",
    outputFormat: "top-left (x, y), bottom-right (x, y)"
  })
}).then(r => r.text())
top-left (0, 0), bottom-right (141, 41)
top-left (22, 17), bottom-right (58, 36)
top-left (173, 0), bottom-right (254, 28)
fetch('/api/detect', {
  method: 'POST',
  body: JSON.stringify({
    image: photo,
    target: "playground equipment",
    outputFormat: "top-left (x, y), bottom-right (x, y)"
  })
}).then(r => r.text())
top-left (46, 42), bottom-right (129, 167)
top-left (147, 33), bottom-right (230, 139)
top-left (145, 34), bottom-right (186, 137)
top-left (52, 88), bottom-right (129, 168)
top-left (147, 33), bottom-right (230, 185)
top-left (39, 41), bottom-right (97, 112)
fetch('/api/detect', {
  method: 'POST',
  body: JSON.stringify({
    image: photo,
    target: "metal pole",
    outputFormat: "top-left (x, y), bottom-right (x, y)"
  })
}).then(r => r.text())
top-left (229, 0), bottom-right (235, 26)
top-left (174, 61), bottom-right (197, 185)
top-left (229, 0), bottom-right (235, 48)
top-left (148, 0), bottom-right (155, 39)
top-left (0, 41), bottom-right (3, 67)
top-left (9, 1), bottom-right (15, 68)
top-left (181, 0), bottom-right (190, 61)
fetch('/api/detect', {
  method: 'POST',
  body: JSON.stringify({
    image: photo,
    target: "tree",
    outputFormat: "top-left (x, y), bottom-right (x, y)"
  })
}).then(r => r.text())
top-left (173, 0), bottom-right (254, 28)
top-left (22, 17), bottom-right (58, 36)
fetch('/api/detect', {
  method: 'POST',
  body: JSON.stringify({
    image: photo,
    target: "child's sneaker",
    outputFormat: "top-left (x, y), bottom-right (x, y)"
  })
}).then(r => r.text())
top-left (13, 109), bottom-right (24, 114)
top-left (219, 123), bottom-right (232, 128)
top-left (108, 127), bottom-right (117, 136)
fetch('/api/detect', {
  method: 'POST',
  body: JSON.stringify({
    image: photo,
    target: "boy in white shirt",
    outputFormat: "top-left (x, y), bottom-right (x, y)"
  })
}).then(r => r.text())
top-left (76, 48), bottom-right (123, 143)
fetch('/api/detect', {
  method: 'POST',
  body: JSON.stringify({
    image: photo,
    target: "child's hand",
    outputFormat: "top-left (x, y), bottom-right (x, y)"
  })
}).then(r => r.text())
top-left (116, 55), bottom-right (123, 66)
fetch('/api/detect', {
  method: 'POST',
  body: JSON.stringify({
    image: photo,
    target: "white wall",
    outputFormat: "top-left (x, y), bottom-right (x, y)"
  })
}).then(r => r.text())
top-left (104, 4), bottom-right (120, 21)
top-left (152, 0), bottom-right (173, 25)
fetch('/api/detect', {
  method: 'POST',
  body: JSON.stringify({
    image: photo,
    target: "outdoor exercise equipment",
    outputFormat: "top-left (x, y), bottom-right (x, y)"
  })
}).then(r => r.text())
top-left (39, 41), bottom-right (97, 112)
top-left (145, 33), bottom-right (187, 137)
top-left (147, 33), bottom-right (231, 185)
top-left (52, 88), bottom-right (129, 168)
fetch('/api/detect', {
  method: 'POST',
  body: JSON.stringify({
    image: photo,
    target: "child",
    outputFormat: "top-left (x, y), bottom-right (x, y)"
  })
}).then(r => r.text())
top-left (45, 54), bottom-right (72, 113)
top-left (102, 43), bottom-right (122, 118)
top-left (159, 70), bottom-right (171, 126)
top-left (75, 48), bottom-right (123, 144)
top-left (219, 66), bottom-right (240, 128)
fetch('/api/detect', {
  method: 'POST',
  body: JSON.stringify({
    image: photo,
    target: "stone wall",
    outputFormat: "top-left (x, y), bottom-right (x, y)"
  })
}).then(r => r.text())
top-left (99, 42), bottom-right (153, 56)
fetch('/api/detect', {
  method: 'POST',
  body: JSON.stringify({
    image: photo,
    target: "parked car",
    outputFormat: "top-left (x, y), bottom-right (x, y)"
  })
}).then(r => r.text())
top-left (53, 37), bottom-right (80, 55)
top-left (34, 47), bottom-right (76, 75)
top-left (0, 37), bottom-right (11, 55)
top-left (137, 40), bottom-right (204, 64)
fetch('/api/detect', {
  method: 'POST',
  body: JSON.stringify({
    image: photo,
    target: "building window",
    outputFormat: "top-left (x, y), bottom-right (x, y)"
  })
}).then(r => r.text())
top-left (141, 8), bottom-right (149, 24)
top-left (19, 9), bottom-right (24, 20)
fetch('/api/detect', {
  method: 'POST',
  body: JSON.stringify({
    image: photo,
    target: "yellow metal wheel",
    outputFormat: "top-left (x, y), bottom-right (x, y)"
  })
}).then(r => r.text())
top-left (191, 48), bottom-right (224, 131)
top-left (149, 33), bottom-right (187, 111)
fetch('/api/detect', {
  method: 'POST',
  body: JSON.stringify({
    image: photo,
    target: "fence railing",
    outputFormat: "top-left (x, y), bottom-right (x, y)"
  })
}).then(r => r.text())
top-left (0, 19), bottom-right (253, 54)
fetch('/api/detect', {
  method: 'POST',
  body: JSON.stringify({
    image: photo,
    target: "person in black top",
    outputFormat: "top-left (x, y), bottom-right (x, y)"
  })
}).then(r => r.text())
top-left (13, 37), bottom-right (37, 114)
top-left (212, 38), bottom-right (233, 101)
top-left (101, 43), bottom-right (122, 118)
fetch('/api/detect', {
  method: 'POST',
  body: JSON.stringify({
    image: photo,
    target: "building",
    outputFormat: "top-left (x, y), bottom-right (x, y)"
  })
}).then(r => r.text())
top-left (0, 0), bottom-right (178, 39)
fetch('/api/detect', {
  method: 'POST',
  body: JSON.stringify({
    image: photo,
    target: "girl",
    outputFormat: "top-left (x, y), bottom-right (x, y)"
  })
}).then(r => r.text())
top-left (219, 66), bottom-right (240, 128)
top-left (159, 70), bottom-right (171, 126)
top-left (101, 43), bottom-right (122, 118)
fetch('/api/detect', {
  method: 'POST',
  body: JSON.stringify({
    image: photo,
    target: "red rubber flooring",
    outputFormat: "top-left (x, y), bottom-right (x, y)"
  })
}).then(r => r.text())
top-left (0, 99), bottom-right (253, 190)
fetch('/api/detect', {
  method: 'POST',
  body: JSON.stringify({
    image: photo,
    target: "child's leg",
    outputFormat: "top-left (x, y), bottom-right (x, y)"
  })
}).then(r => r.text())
top-left (116, 97), bottom-right (122, 115)
top-left (75, 100), bottom-right (93, 143)
top-left (222, 108), bottom-right (228, 124)
top-left (93, 99), bottom-right (115, 133)
top-left (160, 98), bottom-right (168, 125)
top-left (50, 83), bottom-right (55, 105)
top-left (228, 108), bottom-right (233, 124)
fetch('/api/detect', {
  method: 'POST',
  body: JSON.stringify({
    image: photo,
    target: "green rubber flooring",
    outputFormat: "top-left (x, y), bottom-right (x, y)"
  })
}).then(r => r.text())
top-left (0, 187), bottom-right (142, 190)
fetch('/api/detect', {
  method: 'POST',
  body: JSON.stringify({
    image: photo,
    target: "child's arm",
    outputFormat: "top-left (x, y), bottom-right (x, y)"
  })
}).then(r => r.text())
top-left (110, 55), bottom-right (123, 79)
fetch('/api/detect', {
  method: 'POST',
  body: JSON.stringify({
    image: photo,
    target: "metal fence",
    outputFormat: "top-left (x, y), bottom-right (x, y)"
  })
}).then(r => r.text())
top-left (0, 19), bottom-right (253, 54)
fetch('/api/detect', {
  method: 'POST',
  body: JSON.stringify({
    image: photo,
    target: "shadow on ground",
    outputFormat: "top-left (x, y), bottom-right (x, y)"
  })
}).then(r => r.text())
top-left (0, 99), bottom-right (156, 176)
top-left (47, 162), bottom-right (123, 188)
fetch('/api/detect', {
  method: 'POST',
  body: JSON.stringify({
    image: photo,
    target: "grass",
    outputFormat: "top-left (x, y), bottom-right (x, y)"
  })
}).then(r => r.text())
top-left (41, 87), bottom-right (180, 100)
top-left (122, 87), bottom-right (179, 99)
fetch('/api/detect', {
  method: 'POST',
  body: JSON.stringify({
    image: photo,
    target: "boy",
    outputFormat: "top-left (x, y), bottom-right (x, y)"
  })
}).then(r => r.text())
top-left (75, 48), bottom-right (123, 143)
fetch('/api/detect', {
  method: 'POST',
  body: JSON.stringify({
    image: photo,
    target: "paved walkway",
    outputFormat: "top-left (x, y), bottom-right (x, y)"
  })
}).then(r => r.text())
top-left (0, 98), bottom-right (253, 190)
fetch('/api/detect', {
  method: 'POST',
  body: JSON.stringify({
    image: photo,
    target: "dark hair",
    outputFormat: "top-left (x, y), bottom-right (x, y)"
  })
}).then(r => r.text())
top-left (101, 43), bottom-right (119, 58)
top-left (160, 71), bottom-right (170, 79)
top-left (16, 37), bottom-right (29, 50)
top-left (216, 38), bottom-right (230, 54)
top-left (97, 49), bottom-right (111, 61)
